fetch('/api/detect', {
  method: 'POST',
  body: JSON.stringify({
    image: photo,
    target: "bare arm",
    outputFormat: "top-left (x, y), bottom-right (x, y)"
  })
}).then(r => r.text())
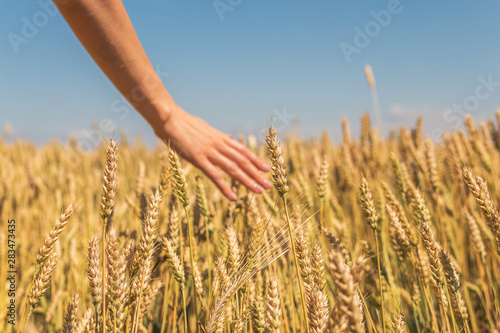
top-left (54, 0), bottom-right (271, 200)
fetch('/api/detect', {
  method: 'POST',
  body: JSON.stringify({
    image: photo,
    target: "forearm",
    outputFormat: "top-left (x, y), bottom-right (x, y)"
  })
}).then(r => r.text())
top-left (54, 0), bottom-right (272, 200)
top-left (53, 0), bottom-right (175, 126)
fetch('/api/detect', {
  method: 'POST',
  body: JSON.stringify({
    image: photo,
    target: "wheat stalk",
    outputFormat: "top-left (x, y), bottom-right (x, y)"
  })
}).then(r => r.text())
top-left (266, 124), bottom-right (310, 333)
top-left (359, 175), bottom-right (385, 332)
top-left (161, 235), bottom-right (187, 333)
top-left (100, 139), bottom-right (118, 333)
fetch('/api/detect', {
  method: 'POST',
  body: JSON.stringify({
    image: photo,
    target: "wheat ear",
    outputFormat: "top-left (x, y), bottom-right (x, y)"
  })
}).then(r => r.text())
top-left (306, 285), bottom-right (329, 333)
top-left (106, 229), bottom-right (128, 332)
top-left (327, 250), bottom-right (365, 333)
top-left (440, 250), bottom-right (469, 331)
top-left (462, 165), bottom-right (500, 254)
top-left (29, 251), bottom-right (59, 308)
top-left (87, 235), bottom-right (102, 332)
top-left (36, 204), bottom-right (74, 265)
top-left (391, 312), bottom-right (406, 333)
top-left (252, 295), bottom-right (266, 333)
top-left (63, 293), bottom-right (80, 333)
top-left (22, 251), bottom-right (59, 332)
top-left (316, 159), bottom-right (329, 230)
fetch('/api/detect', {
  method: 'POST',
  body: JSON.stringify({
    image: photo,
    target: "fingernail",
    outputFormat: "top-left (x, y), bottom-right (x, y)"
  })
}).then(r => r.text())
top-left (255, 185), bottom-right (264, 193)
top-left (229, 192), bottom-right (237, 201)
top-left (263, 179), bottom-right (273, 188)
top-left (262, 163), bottom-right (270, 171)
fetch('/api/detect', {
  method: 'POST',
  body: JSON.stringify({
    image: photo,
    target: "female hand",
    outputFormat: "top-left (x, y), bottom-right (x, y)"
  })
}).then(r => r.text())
top-left (155, 104), bottom-right (272, 200)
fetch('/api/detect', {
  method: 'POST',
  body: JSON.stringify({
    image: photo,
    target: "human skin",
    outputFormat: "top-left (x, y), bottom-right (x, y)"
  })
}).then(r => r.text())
top-left (53, 0), bottom-right (272, 200)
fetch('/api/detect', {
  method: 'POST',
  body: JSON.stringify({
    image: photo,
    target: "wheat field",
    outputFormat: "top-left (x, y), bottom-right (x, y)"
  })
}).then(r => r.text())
top-left (2, 112), bottom-right (500, 333)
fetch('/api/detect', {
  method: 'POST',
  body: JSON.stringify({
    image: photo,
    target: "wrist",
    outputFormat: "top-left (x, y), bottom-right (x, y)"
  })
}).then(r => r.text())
top-left (139, 98), bottom-right (180, 134)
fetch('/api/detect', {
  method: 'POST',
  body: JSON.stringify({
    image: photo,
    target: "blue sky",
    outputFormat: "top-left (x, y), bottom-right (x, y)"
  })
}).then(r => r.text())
top-left (1, 0), bottom-right (500, 146)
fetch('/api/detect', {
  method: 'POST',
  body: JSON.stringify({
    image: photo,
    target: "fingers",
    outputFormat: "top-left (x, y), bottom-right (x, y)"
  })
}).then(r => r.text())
top-left (219, 144), bottom-right (272, 190)
top-left (210, 152), bottom-right (265, 194)
top-left (198, 158), bottom-right (237, 201)
top-left (196, 141), bottom-right (272, 201)
top-left (225, 136), bottom-right (270, 172)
